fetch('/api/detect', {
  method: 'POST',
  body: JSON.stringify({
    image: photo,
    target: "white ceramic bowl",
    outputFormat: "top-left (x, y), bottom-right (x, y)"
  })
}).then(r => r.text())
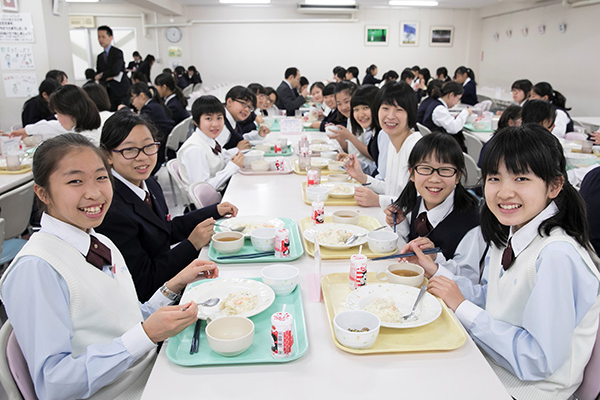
top-left (367, 230), bottom-right (399, 253)
top-left (305, 185), bottom-right (329, 202)
top-left (376, 262), bottom-right (424, 287)
top-left (211, 232), bottom-right (244, 254)
top-left (325, 125), bottom-right (340, 137)
top-left (333, 310), bottom-right (380, 350)
top-left (243, 150), bottom-right (265, 168)
top-left (328, 161), bottom-right (345, 172)
top-left (205, 316), bottom-right (255, 357)
top-left (327, 173), bottom-right (348, 182)
top-left (250, 227), bottom-right (276, 251)
top-left (332, 210), bottom-right (360, 225)
top-left (261, 265), bottom-right (300, 296)
top-left (320, 151), bottom-right (337, 160)
top-left (310, 157), bottom-right (330, 169)
top-left (250, 160), bottom-right (270, 172)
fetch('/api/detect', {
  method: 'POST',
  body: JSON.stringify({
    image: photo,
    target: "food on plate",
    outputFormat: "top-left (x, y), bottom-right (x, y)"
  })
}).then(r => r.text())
top-left (233, 222), bottom-right (276, 234)
top-left (310, 144), bottom-right (333, 152)
top-left (315, 228), bottom-right (353, 246)
top-left (329, 184), bottom-right (353, 195)
top-left (364, 297), bottom-right (402, 323)
top-left (220, 291), bottom-right (258, 315)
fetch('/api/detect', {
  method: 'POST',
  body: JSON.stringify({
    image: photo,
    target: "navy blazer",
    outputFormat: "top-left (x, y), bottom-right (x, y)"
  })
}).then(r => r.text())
top-left (21, 96), bottom-right (54, 126)
top-left (362, 75), bottom-right (381, 85)
top-left (140, 100), bottom-right (175, 171)
top-left (276, 81), bottom-right (305, 116)
top-left (137, 61), bottom-right (152, 83)
top-left (461, 80), bottom-right (477, 106)
top-left (166, 96), bottom-right (190, 126)
top-left (580, 167), bottom-right (600, 255)
top-left (188, 72), bottom-right (202, 85)
top-left (96, 46), bottom-right (130, 108)
top-left (97, 177), bottom-right (221, 301)
top-left (177, 75), bottom-right (190, 89)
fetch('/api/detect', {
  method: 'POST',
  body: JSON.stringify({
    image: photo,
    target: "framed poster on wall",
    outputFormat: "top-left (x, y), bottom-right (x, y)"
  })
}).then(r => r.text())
top-left (399, 22), bottom-right (419, 46)
top-left (430, 26), bottom-right (454, 47)
top-left (1, 0), bottom-right (18, 12)
top-left (365, 25), bottom-right (388, 46)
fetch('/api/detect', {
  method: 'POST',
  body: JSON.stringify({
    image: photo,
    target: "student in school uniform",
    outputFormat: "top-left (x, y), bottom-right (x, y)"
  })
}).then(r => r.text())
top-left (315, 83), bottom-right (339, 131)
top-left (239, 83), bottom-right (268, 132)
top-left (416, 79), bottom-right (442, 124)
top-left (580, 166), bottom-right (600, 255)
top-left (178, 95), bottom-right (245, 192)
top-left (12, 85), bottom-right (102, 145)
top-left (128, 82), bottom-right (175, 173)
top-left (262, 87), bottom-right (280, 117)
top-left (46, 70), bottom-right (69, 86)
top-left (478, 104), bottom-right (522, 166)
top-left (96, 111), bottom-right (235, 301)
top-left (20, 78), bottom-right (61, 127)
top-left (345, 82), bottom-right (423, 208)
top-left (511, 79), bottom-right (533, 106)
top-left (137, 55), bottom-right (155, 84)
top-left (187, 65), bottom-right (202, 86)
top-left (362, 64), bottom-right (381, 85)
top-left (436, 67), bottom-right (451, 82)
top-left (529, 81), bottom-right (573, 138)
top-left (333, 67), bottom-right (346, 83)
top-left (95, 25), bottom-right (130, 111)
top-left (380, 70), bottom-right (399, 87)
top-left (82, 83), bottom-right (114, 128)
top-left (422, 81), bottom-right (472, 151)
top-left (407, 125), bottom-right (600, 400)
top-left (1, 133), bottom-right (220, 400)
top-left (127, 51), bottom-right (142, 72)
top-left (346, 66), bottom-right (360, 85)
top-left (400, 68), bottom-right (415, 86)
top-left (276, 67), bottom-right (308, 116)
top-left (521, 99), bottom-right (556, 132)
top-left (385, 133), bottom-right (485, 283)
top-left (154, 72), bottom-right (190, 125)
top-left (453, 66), bottom-right (477, 106)
top-left (173, 66), bottom-right (190, 89)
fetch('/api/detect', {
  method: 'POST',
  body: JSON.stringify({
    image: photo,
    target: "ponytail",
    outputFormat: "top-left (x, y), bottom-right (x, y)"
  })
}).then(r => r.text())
top-left (366, 64), bottom-right (377, 76)
top-left (154, 72), bottom-right (188, 108)
top-left (551, 90), bottom-right (570, 111)
top-left (533, 82), bottom-right (570, 110)
top-left (431, 81), bottom-right (463, 99)
top-left (466, 68), bottom-right (476, 85)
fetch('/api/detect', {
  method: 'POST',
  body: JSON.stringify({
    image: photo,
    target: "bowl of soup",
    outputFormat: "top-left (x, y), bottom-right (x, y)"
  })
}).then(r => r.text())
top-left (211, 231), bottom-right (244, 254)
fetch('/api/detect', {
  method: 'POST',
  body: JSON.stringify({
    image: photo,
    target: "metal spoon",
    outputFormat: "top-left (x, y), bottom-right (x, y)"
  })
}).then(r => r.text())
top-left (345, 226), bottom-right (387, 245)
top-left (198, 297), bottom-right (220, 307)
top-left (402, 286), bottom-right (427, 322)
top-left (214, 223), bottom-right (245, 233)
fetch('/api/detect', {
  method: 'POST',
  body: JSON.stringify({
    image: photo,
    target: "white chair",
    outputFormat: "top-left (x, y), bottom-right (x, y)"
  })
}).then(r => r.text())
top-left (574, 319), bottom-right (600, 400)
top-left (0, 320), bottom-right (38, 400)
top-left (165, 116), bottom-right (193, 160)
top-left (166, 159), bottom-right (191, 208)
top-left (182, 84), bottom-right (194, 98)
top-left (462, 131), bottom-right (484, 162)
top-left (188, 182), bottom-right (221, 210)
top-left (193, 83), bottom-right (203, 92)
top-left (461, 153), bottom-right (482, 190)
top-left (416, 123), bottom-right (432, 136)
top-left (0, 181), bottom-right (34, 266)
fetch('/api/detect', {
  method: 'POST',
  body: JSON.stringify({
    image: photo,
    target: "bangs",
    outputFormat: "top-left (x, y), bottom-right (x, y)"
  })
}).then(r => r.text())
top-left (481, 126), bottom-right (564, 182)
top-left (408, 133), bottom-right (465, 173)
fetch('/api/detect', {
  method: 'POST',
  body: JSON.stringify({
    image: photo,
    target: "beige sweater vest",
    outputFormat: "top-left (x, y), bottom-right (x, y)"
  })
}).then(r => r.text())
top-left (485, 228), bottom-right (600, 400)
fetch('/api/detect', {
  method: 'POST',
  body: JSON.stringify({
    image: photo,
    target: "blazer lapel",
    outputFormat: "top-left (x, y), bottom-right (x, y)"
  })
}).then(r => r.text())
top-left (114, 179), bottom-right (169, 234)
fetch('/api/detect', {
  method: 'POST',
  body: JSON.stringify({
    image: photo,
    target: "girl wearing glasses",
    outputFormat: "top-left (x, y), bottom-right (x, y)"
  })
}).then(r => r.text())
top-left (385, 133), bottom-right (485, 283)
top-left (97, 111), bottom-right (237, 301)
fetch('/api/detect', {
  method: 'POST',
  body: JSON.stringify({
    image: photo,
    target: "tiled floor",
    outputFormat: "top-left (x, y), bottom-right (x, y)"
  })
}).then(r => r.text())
top-left (0, 166), bottom-right (182, 400)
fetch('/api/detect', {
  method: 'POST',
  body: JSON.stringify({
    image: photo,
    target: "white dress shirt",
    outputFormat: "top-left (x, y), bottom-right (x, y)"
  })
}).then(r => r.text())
top-left (432, 98), bottom-right (469, 134)
top-left (552, 109), bottom-right (570, 139)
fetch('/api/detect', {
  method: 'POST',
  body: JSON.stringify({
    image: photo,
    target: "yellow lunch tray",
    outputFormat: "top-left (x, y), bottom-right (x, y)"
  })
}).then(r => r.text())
top-left (293, 159), bottom-right (339, 175)
top-left (322, 272), bottom-right (467, 354)
top-left (299, 216), bottom-right (397, 259)
top-left (301, 182), bottom-right (357, 206)
top-left (0, 165), bottom-right (32, 174)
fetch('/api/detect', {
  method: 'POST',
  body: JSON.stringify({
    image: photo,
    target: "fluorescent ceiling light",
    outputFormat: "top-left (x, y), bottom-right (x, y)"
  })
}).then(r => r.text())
top-left (305, 0), bottom-right (356, 5)
top-left (65, 0), bottom-right (99, 2)
top-left (389, 0), bottom-right (438, 5)
top-left (220, 0), bottom-right (270, 3)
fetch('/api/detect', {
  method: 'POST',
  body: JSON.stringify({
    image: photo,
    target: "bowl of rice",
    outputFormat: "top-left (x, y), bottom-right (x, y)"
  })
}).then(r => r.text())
top-left (333, 310), bottom-right (380, 350)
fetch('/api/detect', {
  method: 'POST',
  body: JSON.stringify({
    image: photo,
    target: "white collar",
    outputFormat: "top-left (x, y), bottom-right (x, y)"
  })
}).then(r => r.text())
top-left (417, 189), bottom-right (455, 228)
top-left (196, 127), bottom-right (218, 147)
top-left (439, 98), bottom-right (449, 109)
top-left (144, 99), bottom-right (152, 107)
top-left (112, 168), bottom-right (149, 202)
top-left (165, 94), bottom-right (176, 103)
top-left (40, 213), bottom-right (96, 256)
top-left (225, 107), bottom-right (236, 130)
top-left (508, 201), bottom-right (559, 257)
top-left (284, 80), bottom-right (293, 90)
top-left (463, 77), bottom-right (471, 87)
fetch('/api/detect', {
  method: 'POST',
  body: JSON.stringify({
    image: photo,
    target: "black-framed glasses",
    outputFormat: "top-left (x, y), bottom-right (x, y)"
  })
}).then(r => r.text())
top-left (112, 142), bottom-right (160, 159)
top-left (414, 165), bottom-right (458, 177)
top-left (235, 100), bottom-right (254, 112)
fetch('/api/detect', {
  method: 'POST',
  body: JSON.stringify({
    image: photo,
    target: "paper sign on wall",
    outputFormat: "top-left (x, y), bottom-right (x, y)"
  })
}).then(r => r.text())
top-left (0, 13), bottom-right (34, 42)
top-left (2, 72), bottom-right (37, 98)
top-left (168, 47), bottom-right (182, 57)
top-left (0, 45), bottom-right (34, 70)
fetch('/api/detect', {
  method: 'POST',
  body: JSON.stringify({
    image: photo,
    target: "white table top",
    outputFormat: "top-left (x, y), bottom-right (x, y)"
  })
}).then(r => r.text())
top-left (140, 145), bottom-right (511, 400)
top-left (0, 171), bottom-right (33, 195)
top-left (462, 128), bottom-right (493, 143)
top-left (477, 87), bottom-right (515, 103)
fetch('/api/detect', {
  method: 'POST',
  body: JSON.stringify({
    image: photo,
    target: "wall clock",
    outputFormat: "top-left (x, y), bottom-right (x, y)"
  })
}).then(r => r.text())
top-left (166, 27), bottom-right (182, 43)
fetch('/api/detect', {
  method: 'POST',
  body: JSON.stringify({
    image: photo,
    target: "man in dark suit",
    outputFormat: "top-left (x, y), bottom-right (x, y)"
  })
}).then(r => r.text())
top-left (276, 67), bottom-right (308, 117)
top-left (95, 25), bottom-right (130, 111)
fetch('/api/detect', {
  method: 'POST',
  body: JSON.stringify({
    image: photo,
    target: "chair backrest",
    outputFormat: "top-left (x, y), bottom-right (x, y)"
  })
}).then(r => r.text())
top-left (166, 159), bottom-right (192, 206)
top-left (0, 320), bottom-right (38, 400)
top-left (188, 182), bottom-right (221, 210)
top-left (0, 181), bottom-right (34, 239)
top-left (166, 116), bottom-right (193, 153)
top-left (0, 218), bottom-right (5, 257)
top-left (461, 153), bottom-right (482, 189)
top-left (462, 131), bottom-right (484, 162)
top-left (416, 123), bottom-right (432, 136)
top-left (193, 83), bottom-right (203, 92)
top-left (575, 319), bottom-right (600, 400)
top-left (182, 84), bottom-right (194, 98)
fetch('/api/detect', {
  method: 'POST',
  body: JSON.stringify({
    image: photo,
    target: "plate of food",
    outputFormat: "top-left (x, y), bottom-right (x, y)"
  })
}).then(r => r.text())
top-left (181, 278), bottom-right (276, 320)
top-left (303, 223), bottom-right (368, 249)
top-left (310, 157), bottom-right (331, 169)
top-left (346, 283), bottom-right (442, 329)
top-left (319, 182), bottom-right (358, 198)
top-left (216, 216), bottom-right (285, 238)
top-left (309, 143), bottom-right (336, 153)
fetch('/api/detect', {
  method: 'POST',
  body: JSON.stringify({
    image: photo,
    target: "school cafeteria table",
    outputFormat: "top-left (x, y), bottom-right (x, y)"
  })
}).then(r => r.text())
top-left (141, 169), bottom-right (511, 400)
top-left (573, 117), bottom-right (600, 131)
top-left (0, 171), bottom-right (33, 195)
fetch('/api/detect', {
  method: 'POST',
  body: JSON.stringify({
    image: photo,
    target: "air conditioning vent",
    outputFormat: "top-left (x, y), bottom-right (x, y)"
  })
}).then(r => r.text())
top-left (296, 4), bottom-right (359, 14)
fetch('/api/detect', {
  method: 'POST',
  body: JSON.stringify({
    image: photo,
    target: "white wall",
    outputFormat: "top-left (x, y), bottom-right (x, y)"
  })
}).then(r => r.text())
top-left (477, 2), bottom-right (600, 116)
top-left (0, 0), bottom-right (72, 129)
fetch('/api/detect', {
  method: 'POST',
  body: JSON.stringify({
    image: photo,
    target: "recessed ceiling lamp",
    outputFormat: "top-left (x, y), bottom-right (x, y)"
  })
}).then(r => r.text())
top-left (220, 0), bottom-right (270, 3)
top-left (389, 0), bottom-right (438, 6)
top-left (64, 0), bottom-right (100, 2)
top-left (305, 0), bottom-right (357, 5)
